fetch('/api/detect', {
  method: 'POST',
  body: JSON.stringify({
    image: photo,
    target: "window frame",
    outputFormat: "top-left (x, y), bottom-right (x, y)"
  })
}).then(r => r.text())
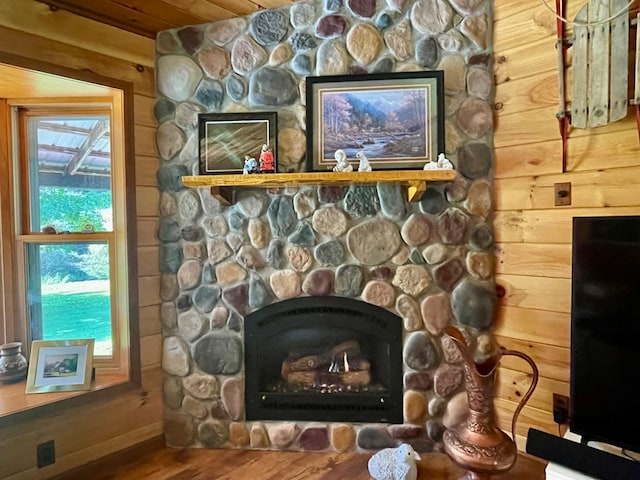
top-left (0, 99), bottom-right (17, 349)
top-left (0, 55), bottom-right (141, 426)
top-left (14, 105), bottom-right (127, 372)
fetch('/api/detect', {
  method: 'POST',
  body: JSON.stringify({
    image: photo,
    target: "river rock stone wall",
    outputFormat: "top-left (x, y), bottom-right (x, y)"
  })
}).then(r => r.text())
top-left (156, 0), bottom-right (496, 454)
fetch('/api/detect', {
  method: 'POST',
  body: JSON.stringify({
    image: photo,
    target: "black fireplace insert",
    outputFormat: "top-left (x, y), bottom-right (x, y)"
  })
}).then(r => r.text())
top-left (244, 296), bottom-right (403, 423)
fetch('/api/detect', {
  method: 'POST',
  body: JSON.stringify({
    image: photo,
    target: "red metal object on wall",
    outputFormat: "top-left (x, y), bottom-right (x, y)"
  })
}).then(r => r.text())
top-left (555, 0), bottom-right (569, 173)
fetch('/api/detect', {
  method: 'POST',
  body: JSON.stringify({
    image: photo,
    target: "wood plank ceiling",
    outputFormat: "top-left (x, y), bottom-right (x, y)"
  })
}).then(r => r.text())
top-left (35, 0), bottom-right (297, 38)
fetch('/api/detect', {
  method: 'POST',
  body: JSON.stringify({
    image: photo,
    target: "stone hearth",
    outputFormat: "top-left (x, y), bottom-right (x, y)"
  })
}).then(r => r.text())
top-left (157, 0), bottom-right (496, 455)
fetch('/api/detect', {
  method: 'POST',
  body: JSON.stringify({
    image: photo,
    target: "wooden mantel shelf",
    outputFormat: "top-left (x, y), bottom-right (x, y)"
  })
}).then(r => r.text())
top-left (181, 170), bottom-right (457, 203)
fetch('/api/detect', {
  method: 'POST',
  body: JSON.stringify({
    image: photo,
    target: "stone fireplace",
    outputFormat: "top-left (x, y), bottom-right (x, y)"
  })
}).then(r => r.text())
top-left (244, 296), bottom-right (403, 423)
top-left (157, 0), bottom-right (496, 455)
top-left (160, 183), bottom-right (497, 452)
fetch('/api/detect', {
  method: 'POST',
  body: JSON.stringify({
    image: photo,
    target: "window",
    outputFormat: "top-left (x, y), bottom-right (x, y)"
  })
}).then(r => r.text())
top-left (2, 101), bottom-right (131, 374)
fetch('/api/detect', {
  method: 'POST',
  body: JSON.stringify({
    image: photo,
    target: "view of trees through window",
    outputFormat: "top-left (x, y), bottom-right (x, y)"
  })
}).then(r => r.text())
top-left (37, 187), bottom-right (113, 355)
top-left (39, 187), bottom-right (111, 280)
top-left (25, 113), bottom-right (115, 356)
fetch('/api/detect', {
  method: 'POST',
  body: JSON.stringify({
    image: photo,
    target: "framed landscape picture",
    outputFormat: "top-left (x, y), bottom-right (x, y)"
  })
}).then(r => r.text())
top-left (198, 111), bottom-right (277, 175)
top-left (26, 339), bottom-right (95, 393)
top-left (306, 71), bottom-right (445, 171)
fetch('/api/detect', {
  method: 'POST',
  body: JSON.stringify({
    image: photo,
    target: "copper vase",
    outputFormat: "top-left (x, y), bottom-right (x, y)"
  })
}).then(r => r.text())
top-left (442, 326), bottom-right (538, 480)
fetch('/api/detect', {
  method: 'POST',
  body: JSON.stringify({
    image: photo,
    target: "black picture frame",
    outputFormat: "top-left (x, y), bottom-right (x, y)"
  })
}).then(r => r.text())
top-left (198, 111), bottom-right (277, 175)
top-left (305, 71), bottom-right (445, 172)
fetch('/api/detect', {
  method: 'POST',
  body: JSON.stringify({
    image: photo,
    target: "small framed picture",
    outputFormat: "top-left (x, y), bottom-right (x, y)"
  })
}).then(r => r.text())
top-left (26, 339), bottom-right (95, 394)
top-left (198, 112), bottom-right (278, 175)
top-left (306, 71), bottom-right (445, 171)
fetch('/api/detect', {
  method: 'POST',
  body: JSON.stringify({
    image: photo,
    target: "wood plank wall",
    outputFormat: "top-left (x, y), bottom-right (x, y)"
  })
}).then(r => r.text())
top-left (0, 1), bottom-right (163, 478)
top-left (493, 0), bottom-right (639, 449)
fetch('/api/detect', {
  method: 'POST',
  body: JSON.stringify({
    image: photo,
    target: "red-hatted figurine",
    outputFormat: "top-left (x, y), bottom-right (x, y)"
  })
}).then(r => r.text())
top-left (259, 144), bottom-right (275, 173)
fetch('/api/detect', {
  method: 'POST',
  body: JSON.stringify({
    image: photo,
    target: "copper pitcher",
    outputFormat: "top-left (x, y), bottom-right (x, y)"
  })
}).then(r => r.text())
top-left (442, 326), bottom-right (539, 480)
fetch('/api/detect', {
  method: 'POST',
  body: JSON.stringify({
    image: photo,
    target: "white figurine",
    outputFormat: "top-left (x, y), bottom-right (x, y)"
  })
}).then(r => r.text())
top-left (437, 153), bottom-right (453, 169)
top-left (424, 153), bottom-right (454, 170)
top-left (423, 159), bottom-right (439, 170)
top-left (356, 150), bottom-right (372, 172)
top-left (333, 149), bottom-right (353, 172)
top-left (368, 443), bottom-right (421, 480)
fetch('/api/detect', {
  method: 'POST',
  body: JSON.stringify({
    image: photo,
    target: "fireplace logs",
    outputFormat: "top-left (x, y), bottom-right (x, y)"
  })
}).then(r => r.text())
top-left (244, 296), bottom-right (403, 422)
top-left (281, 340), bottom-right (372, 389)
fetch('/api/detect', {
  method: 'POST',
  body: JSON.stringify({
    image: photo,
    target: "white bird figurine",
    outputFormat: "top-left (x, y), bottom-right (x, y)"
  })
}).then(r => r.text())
top-left (356, 150), bottom-right (372, 172)
top-left (368, 443), bottom-right (421, 480)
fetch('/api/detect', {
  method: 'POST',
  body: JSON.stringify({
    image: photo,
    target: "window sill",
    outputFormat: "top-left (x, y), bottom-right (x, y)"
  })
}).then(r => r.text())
top-left (0, 372), bottom-right (129, 427)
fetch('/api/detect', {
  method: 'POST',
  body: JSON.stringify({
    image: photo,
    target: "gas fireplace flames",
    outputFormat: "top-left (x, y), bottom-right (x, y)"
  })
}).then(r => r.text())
top-left (328, 352), bottom-right (350, 373)
top-left (276, 339), bottom-right (377, 393)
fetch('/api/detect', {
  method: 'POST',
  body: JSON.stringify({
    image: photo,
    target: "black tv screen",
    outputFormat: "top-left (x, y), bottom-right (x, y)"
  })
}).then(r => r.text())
top-left (570, 215), bottom-right (640, 453)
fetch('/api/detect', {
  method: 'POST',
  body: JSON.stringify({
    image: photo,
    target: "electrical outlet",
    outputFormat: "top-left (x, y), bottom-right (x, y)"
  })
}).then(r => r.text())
top-left (553, 393), bottom-right (570, 425)
top-left (554, 182), bottom-right (572, 206)
top-left (37, 440), bottom-right (55, 468)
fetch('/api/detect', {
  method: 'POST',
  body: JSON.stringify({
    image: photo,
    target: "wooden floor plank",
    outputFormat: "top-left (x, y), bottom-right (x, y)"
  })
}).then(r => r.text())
top-left (53, 436), bottom-right (548, 480)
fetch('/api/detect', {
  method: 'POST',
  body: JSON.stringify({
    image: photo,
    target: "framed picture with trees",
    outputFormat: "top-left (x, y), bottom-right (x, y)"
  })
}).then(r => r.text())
top-left (305, 71), bottom-right (445, 172)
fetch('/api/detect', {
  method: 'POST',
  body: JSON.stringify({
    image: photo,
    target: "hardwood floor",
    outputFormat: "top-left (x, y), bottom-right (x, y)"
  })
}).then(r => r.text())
top-left (55, 436), bottom-right (548, 479)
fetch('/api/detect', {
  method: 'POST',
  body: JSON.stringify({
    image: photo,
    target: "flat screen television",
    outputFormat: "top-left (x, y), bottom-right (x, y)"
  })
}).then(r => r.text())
top-left (570, 215), bottom-right (640, 454)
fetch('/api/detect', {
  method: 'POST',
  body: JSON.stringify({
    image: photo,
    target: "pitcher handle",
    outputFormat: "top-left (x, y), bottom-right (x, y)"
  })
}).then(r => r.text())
top-left (501, 349), bottom-right (539, 440)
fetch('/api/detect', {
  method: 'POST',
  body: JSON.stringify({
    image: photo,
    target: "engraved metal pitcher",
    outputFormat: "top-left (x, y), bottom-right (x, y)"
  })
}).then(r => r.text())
top-left (442, 326), bottom-right (538, 480)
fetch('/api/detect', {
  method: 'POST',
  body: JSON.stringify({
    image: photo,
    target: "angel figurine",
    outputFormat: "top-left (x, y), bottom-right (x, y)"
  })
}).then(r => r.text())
top-left (333, 149), bottom-right (353, 172)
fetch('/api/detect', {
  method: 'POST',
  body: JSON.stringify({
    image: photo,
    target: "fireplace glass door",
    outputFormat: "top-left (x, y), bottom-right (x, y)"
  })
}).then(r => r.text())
top-left (244, 297), bottom-right (403, 423)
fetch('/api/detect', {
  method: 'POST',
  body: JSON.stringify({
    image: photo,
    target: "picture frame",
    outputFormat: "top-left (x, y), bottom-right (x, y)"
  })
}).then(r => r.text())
top-left (306, 71), bottom-right (445, 172)
top-left (26, 339), bottom-right (95, 393)
top-left (198, 111), bottom-right (277, 175)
